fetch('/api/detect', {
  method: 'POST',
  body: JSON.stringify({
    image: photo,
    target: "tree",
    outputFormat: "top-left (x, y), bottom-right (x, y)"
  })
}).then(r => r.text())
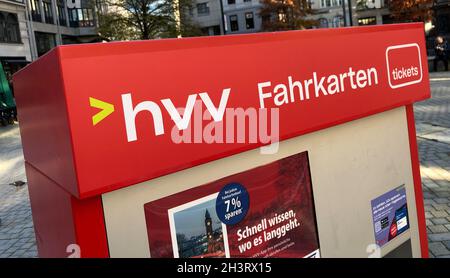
top-left (259, 0), bottom-right (316, 31)
top-left (98, 0), bottom-right (201, 41)
top-left (97, 12), bottom-right (138, 41)
top-left (387, 0), bottom-right (434, 23)
top-left (159, 1), bottom-right (204, 38)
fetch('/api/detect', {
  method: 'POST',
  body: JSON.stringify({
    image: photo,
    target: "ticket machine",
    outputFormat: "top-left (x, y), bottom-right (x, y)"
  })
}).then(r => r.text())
top-left (13, 23), bottom-right (430, 258)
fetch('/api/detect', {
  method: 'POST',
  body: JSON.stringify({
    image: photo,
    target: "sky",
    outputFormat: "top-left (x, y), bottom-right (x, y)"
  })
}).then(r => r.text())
top-left (173, 198), bottom-right (222, 239)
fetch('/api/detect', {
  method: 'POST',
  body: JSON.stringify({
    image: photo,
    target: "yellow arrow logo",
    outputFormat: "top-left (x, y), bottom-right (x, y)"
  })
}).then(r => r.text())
top-left (89, 97), bottom-right (115, 126)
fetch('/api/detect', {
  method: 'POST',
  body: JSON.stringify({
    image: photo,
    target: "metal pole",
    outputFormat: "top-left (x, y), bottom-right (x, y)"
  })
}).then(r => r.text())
top-left (342, 0), bottom-right (347, 26)
top-left (52, 0), bottom-right (63, 45)
top-left (347, 0), bottom-right (353, 26)
top-left (219, 0), bottom-right (226, 34)
top-left (24, 0), bottom-right (38, 60)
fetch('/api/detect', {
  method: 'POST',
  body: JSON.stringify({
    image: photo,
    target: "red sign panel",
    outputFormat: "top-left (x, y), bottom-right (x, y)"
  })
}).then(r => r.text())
top-left (14, 23), bottom-right (430, 198)
top-left (386, 43), bottom-right (423, 89)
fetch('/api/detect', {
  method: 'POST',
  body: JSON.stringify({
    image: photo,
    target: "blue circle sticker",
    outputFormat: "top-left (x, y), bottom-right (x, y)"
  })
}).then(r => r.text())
top-left (216, 183), bottom-right (249, 225)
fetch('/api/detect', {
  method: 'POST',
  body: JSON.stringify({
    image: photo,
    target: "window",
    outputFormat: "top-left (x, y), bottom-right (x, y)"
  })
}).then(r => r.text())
top-left (319, 18), bottom-right (329, 28)
top-left (333, 15), bottom-right (344, 27)
top-left (69, 9), bottom-right (77, 26)
top-left (356, 0), bottom-right (379, 10)
top-left (436, 14), bottom-right (450, 34)
top-left (200, 25), bottom-right (221, 36)
top-left (5, 14), bottom-right (20, 43)
top-left (81, 8), bottom-right (95, 27)
top-left (0, 13), bottom-right (21, 43)
top-left (321, 0), bottom-right (327, 7)
top-left (57, 0), bottom-right (67, 26)
top-left (96, 0), bottom-right (108, 14)
top-left (245, 12), bottom-right (254, 29)
top-left (244, 0), bottom-right (251, 2)
top-left (35, 32), bottom-right (56, 56)
top-left (0, 14), bottom-right (4, 41)
top-left (278, 12), bottom-right (287, 23)
top-left (200, 27), bottom-right (209, 35)
top-left (321, 0), bottom-right (342, 7)
top-left (197, 3), bottom-right (210, 15)
top-left (358, 17), bottom-right (376, 25)
top-left (229, 15), bottom-right (238, 31)
top-left (68, 8), bottom-right (95, 27)
top-left (228, 0), bottom-right (235, 4)
top-left (43, 0), bottom-right (54, 24)
top-left (30, 0), bottom-right (41, 22)
top-left (213, 25), bottom-right (221, 35)
top-left (262, 15), bottom-right (271, 25)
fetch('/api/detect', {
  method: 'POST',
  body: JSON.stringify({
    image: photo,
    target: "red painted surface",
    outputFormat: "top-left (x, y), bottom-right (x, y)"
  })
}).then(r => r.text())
top-left (386, 44), bottom-right (423, 88)
top-left (14, 51), bottom-right (78, 197)
top-left (14, 23), bottom-right (430, 198)
top-left (71, 196), bottom-right (109, 258)
top-left (405, 105), bottom-right (429, 258)
top-left (26, 163), bottom-right (109, 257)
top-left (26, 162), bottom-right (77, 257)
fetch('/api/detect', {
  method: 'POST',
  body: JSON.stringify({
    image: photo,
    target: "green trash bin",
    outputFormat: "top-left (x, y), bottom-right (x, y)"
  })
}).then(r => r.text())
top-left (0, 62), bottom-right (16, 126)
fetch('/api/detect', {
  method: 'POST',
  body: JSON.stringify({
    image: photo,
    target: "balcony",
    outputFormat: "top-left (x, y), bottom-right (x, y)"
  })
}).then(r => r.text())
top-left (434, 0), bottom-right (450, 5)
top-left (356, 0), bottom-right (384, 11)
top-left (68, 8), bottom-right (95, 28)
top-left (6, 0), bottom-right (25, 4)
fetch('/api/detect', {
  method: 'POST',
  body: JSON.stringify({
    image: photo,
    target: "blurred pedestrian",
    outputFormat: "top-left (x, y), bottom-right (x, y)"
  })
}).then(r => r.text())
top-left (434, 36), bottom-right (449, 72)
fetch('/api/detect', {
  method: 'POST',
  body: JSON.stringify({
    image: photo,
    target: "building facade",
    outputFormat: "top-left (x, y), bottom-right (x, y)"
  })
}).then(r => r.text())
top-left (433, 0), bottom-right (450, 37)
top-left (0, 0), bottom-right (33, 78)
top-left (26, 0), bottom-right (100, 60)
top-left (183, 0), bottom-right (446, 37)
top-left (307, 0), bottom-right (389, 29)
top-left (308, 0), bottom-right (346, 29)
top-left (1, 0), bottom-right (101, 91)
top-left (222, 0), bottom-right (262, 34)
top-left (187, 0), bottom-right (263, 35)
top-left (354, 0), bottom-right (390, 26)
top-left (189, 0), bottom-right (223, 35)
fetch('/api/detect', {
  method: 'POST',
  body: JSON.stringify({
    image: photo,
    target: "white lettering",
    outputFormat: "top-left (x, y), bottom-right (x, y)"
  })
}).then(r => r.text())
top-left (122, 93), bottom-right (164, 142)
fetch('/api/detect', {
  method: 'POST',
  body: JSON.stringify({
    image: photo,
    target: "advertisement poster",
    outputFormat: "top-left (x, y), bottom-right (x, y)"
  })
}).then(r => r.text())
top-left (371, 185), bottom-right (410, 247)
top-left (144, 151), bottom-right (320, 258)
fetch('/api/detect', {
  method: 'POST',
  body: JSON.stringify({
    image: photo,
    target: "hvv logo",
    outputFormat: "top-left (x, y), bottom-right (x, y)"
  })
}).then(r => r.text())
top-left (66, 0), bottom-right (81, 8)
top-left (386, 43), bottom-right (423, 89)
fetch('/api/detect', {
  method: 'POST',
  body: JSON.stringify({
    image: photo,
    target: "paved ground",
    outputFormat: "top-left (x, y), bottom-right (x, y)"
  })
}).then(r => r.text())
top-left (0, 72), bottom-right (449, 258)
top-left (415, 72), bottom-right (450, 258)
top-left (0, 126), bottom-right (37, 258)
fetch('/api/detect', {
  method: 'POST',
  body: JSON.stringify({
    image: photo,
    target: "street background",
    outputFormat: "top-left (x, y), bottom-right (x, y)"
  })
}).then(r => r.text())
top-left (0, 72), bottom-right (449, 258)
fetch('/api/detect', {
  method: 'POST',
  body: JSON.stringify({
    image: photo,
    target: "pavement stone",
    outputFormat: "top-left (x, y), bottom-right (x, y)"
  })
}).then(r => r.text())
top-left (429, 225), bottom-right (449, 233)
top-left (432, 203), bottom-right (450, 211)
top-left (428, 242), bottom-right (450, 256)
top-left (431, 210), bottom-right (449, 218)
top-left (0, 125), bottom-right (37, 258)
top-left (429, 232), bottom-right (450, 242)
top-left (443, 240), bottom-right (450, 249)
top-left (431, 217), bottom-right (449, 225)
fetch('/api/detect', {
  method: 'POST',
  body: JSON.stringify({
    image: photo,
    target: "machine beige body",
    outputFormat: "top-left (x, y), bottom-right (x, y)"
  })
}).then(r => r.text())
top-left (102, 107), bottom-right (419, 258)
